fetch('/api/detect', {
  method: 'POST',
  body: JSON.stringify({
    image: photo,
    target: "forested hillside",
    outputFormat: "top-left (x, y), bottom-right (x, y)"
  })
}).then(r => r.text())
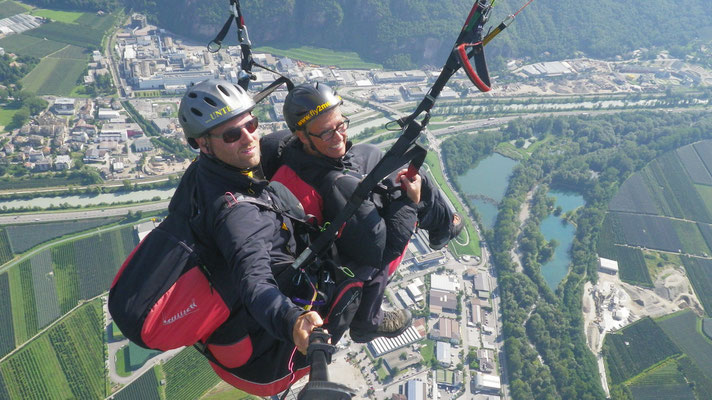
top-left (122, 0), bottom-right (712, 69)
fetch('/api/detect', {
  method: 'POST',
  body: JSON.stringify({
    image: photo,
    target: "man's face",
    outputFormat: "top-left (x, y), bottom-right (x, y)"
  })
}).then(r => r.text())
top-left (198, 112), bottom-right (260, 169)
top-left (297, 107), bottom-right (348, 159)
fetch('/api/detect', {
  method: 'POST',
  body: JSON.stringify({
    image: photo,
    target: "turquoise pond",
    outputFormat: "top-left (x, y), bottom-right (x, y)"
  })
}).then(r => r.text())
top-left (540, 190), bottom-right (585, 290)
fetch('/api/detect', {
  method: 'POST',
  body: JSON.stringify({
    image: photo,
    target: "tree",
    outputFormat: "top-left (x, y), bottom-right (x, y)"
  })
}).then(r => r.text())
top-left (11, 108), bottom-right (29, 127)
top-left (25, 96), bottom-right (48, 115)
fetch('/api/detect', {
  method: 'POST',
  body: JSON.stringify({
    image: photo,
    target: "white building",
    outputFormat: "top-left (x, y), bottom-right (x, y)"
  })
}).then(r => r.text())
top-left (54, 155), bottom-right (72, 170)
top-left (599, 257), bottom-right (619, 275)
top-left (431, 273), bottom-right (458, 293)
top-left (405, 379), bottom-right (426, 400)
top-left (473, 372), bottom-right (501, 392)
top-left (53, 98), bottom-right (76, 115)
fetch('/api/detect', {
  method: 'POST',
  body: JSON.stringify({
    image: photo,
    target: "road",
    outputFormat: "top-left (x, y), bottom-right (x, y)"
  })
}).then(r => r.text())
top-left (0, 201), bottom-right (169, 225)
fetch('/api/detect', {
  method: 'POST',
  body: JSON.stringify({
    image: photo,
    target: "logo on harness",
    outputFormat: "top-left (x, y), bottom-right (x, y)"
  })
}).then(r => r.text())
top-left (162, 299), bottom-right (199, 325)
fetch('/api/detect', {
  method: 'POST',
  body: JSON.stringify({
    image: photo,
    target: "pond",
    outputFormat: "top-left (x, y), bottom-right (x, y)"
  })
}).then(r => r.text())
top-left (0, 188), bottom-right (176, 210)
top-left (540, 190), bottom-right (585, 290)
top-left (456, 153), bottom-right (518, 229)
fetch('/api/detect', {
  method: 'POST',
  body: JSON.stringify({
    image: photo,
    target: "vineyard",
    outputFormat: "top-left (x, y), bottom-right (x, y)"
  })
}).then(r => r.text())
top-left (29, 250), bottom-right (60, 329)
top-left (615, 246), bottom-right (651, 286)
top-left (699, 223), bottom-right (712, 252)
top-left (0, 228), bottom-right (13, 265)
top-left (681, 257), bottom-right (712, 316)
top-left (672, 219), bottom-right (712, 256)
top-left (0, 35), bottom-right (66, 59)
top-left (676, 355), bottom-right (712, 400)
top-left (0, 336), bottom-right (73, 399)
top-left (24, 21), bottom-right (104, 48)
top-left (113, 368), bottom-right (161, 400)
top-left (74, 227), bottom-right (137, 299)
top-left (0, 300), bottom-right (105, 400)
top-left (614, 213), bottom-right (682, 253)
top-left (75, 12), bottom-right (118, 32)
top-left (5, 216), bottom-right (122, 254)
top-left (648, 152), bottom-right (712, 223)
top-left (603, 317), bottom-right (681, 385)
top-left (658, 310), bottom-right (712, 382)
top-left (0, 273), bottom-right (15, 358)
top-left (163, 347), bottom-right (220, 400)
top-left (21, 57), bottom-right (87, 96)
top-left (607, 173), bottom-right (658, 215)
top-left (50, 244), bottom-right (79, 314)
top-left (677, 144), bottom-right (712, 186)
top-left (694, 141), bottom-right (712, 175)
top-left (0, 0), bottom-right (27, 19)
top-left (17, 260), bottom-right (39, 342)
top-left (627, 359), bottom-right (695, 400)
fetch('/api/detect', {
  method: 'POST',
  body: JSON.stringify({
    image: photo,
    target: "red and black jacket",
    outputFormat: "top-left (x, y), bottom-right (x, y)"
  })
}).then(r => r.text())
top-left (266, 134), bottom-right (418, 278)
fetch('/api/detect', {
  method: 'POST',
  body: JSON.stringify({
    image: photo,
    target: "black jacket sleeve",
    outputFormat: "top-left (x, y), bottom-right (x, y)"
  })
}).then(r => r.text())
top-left (212, 203), bottom-right (303, 344)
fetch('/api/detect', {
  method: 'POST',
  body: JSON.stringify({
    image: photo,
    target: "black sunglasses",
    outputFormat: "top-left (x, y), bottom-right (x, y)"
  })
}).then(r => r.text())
top-left (307, 118), bottom-right (349, 142)
top-left (207, 116), bottom-right (259, 143)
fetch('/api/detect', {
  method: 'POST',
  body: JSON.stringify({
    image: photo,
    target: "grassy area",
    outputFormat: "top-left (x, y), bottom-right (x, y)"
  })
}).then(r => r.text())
top-left (115, 345), bottom-right (131, 377)
top-left (21, 57), bottom-right (86, 96)
top-left (420, 339), bottom-right (435, 364)
top-left (376, 365), bottom-right (389, 381)
top-left (134, 90), bottom-right (162, 98)
top-left (697, 184), bottom-right (712, 217)
top-left (424, 152), bottom-right (481, 257)
top-left (0, 105), bottom-right (22, 130)
top-left (0, 34), bottom-right (67, 58)
top-left (0, 0), bottom-right (29, 19)
top-left (201, 381), bottom-right (261, 400)
top-left (30, 8), bottom-right (83, 24)
top-left (255, 45), bottom-right (382, 69)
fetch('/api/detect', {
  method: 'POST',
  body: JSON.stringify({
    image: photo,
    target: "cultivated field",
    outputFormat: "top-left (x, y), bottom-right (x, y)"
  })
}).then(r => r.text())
top-left (0, 273), bottom-right (15, 358)
top-left (113, 368), bottom-right (161, 400)
top-left (0, 35), bottom-right (67, 59)
top-left (658, 310), bottom-right (712, 383)
top-left (0, 0), bottom-right (28, 19)
top-left (29, 9), bottom-right (82, 24)
top-left (5, 216), bottom-right (122, 254)
top-left (603, 317), bottom-right (681, 385)
top-left (681, 257), bottom-right (712, 316)
top-left (24, 21), bottom-right (103, 48)
top-left (627, 359), bottom-right (695, 400)
top-left (0, 299), bottom-right (105, 400)
top-left (256, 45), bottom-right (383, 69)
top-left (163, 347), bottom-right (221, 400)
top-left (21, 58), bottom-right (86, 96)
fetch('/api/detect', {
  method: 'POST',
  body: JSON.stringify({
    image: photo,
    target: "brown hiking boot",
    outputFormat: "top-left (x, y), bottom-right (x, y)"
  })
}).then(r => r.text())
top-left (349, 309), bottom-right (413, 343)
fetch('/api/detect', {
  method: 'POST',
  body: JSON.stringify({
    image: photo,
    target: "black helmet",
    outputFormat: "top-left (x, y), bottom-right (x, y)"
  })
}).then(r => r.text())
top-left (283, 82), bottom-right (342, 132)
top-left (179, 79), bottom-right (255, 148)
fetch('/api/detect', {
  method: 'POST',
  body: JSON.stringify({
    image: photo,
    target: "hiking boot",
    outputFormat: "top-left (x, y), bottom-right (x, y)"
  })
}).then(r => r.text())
top-left (349, 309), bottom-right (413, 343)
top-left (428, 212), bottom-right (464, 250)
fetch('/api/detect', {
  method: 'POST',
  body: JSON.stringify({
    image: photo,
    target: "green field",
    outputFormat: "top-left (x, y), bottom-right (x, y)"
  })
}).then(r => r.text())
top-left (50, 44), bottom-right (88, 60)
top-left (0, 0), bottom-right (29, 19)
top-left (0, 106), bottom-right (22, 130)
top-left (30, 9), bottom-right (83, 24)
top-left (163, 347), bottom-right (221, 400)
top-left (0, 299), bottom-right (105, 400)
top-left (0, 35), bottom-right (67, 58)
top-left (627, 359), bottom-right (695, 400)
top-left (75, 12), bottom-right (117, 32)
top-left (658, 310), bottom-right (712, 382)
top-left (681, 257), bottom-right (712, 316)
top-left (698, 184), bottom-right (712, 216)
top-left (24, 21), bottom-right (104, 48)
top-left (603, 317), bottom-right (681, 385)
top-left (21, 57), bottom-right (86, 96)
top-left (256, 45), bottom-right (382, 69)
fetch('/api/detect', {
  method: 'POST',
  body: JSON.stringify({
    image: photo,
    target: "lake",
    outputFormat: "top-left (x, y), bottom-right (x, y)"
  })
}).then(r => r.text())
top-left (540, 190), bottom-right (585, 290)
top-left (457, 153), bottom-right (518, 229)
top-left (0, 188), bottom-right (176, 210)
